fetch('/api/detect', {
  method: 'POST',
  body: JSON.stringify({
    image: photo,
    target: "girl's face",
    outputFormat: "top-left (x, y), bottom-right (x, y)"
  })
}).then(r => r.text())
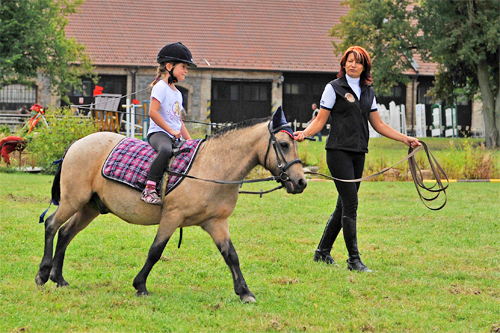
top-left (171, 63), bottom-right (189, 82)
top-left (344, 53), bottom-right (364, 79)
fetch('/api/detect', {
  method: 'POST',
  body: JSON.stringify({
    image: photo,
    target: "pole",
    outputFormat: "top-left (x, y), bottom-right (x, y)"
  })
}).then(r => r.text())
top-left (126, 98), bottom-right (130, 137)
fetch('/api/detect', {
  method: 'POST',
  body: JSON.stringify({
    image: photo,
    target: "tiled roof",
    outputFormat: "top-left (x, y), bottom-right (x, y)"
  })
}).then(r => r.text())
top-left (65, 0), bottom-right (436, 75)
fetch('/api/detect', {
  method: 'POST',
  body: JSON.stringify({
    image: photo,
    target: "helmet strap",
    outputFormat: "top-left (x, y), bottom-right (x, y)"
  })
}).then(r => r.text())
top-left (167, 63), bottom-right (178, 84)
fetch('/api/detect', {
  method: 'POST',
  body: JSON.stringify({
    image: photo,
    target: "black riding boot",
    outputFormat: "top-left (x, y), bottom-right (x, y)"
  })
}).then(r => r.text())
top-left (342, 216), bottom-right (373, 272)
top-left (313, 210), bottom-right (342, 265)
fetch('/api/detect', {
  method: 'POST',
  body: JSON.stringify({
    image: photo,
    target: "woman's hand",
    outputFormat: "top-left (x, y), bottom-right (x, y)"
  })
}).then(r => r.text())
top-left (405, 136), bottom-right (422, 149)
top-left (293, 131), bottom-right (306, 142)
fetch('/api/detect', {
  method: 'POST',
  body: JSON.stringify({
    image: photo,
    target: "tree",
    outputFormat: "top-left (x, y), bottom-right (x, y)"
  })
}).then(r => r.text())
top-left (330, 0), bottom-right (500, 148)
top-left (330, 0), bottom-right (419, 95)
top-left (0, 0), bottom-right (94, 101)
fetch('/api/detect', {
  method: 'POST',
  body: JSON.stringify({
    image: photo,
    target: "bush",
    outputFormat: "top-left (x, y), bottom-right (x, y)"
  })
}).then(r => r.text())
top-left (26, 107), bottom-right (99, 173)
top-left (0, 125), bottom-right (12, 136)
top-left (441, 139), bottom-right (499, 179)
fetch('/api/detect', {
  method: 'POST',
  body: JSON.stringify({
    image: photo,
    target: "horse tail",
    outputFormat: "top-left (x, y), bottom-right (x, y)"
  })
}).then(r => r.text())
top-left (51, 159), bottom-right (63, 205)
top-left (50, 142), bottom-right (74, 205)
top-left (39, 143), bottom-right (73, 223)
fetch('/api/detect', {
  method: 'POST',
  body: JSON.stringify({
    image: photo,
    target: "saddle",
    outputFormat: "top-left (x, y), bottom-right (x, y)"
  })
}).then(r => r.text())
top-left (102, 137), bottom-right (203, 195)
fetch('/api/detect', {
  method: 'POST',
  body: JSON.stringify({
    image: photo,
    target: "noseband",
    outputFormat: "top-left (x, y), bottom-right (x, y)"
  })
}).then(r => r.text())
top-left (263, 121), bottom-right (302, 184)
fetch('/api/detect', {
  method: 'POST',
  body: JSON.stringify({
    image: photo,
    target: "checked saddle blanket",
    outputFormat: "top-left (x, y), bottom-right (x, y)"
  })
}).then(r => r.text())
top-left (102, 137), bottom-right (203, 195)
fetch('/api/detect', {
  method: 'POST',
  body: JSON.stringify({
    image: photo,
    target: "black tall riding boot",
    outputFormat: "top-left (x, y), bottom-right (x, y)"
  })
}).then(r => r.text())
top-left (342, 216), bottom-right (373, 272)
top-left (313, 210), bottom-right (342, 265)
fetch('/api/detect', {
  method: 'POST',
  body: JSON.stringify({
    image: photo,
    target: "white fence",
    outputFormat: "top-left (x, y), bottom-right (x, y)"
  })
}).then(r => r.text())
top-left (369, 101), bottom-right (406, 138)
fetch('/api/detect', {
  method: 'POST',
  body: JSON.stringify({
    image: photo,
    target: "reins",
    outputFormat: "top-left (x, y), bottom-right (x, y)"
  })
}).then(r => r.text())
top-left (166, 120), bottom-right (301, 197)
top-left (305, 140), bottom-right (448, 210)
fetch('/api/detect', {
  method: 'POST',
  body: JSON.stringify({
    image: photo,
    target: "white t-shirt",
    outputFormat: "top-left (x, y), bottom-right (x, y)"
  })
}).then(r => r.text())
top-left (320, 75), bottom-right (377, 111)
top-left (147, 80), bottom-right (184, 138)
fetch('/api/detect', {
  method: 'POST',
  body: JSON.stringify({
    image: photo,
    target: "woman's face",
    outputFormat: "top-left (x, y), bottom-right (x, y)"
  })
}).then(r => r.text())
top-left (344, 53), bottom-right (364, 79)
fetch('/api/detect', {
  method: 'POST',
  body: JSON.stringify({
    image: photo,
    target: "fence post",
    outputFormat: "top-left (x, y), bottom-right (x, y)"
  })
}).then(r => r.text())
top-left (444, 105), bottom-right (457, 138)
top-left (415, 104), bottom-right (426, 138)
top-left (142, 100), bottom-right (149, 141)
top-left (431, 104), bottom-right (442, 137)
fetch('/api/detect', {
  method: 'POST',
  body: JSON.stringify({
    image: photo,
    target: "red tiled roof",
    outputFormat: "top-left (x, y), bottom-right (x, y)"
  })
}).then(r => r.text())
top-left (65, 0), bottom-right (348, 72)
top-left (65, 0), bottom-right (436, 75)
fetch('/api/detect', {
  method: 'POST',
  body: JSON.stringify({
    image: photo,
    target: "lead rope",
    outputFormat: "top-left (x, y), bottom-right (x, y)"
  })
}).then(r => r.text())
top-left (305, 140), bottom-right (448, 210)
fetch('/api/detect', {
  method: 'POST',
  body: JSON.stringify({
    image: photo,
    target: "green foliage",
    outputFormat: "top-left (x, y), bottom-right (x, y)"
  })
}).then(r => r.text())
top-left (26, 107), bottom-right (99, 173)
top-left (0, 0), bottom-right (95, 100)
top-left (414, 0), bottom-right (500, 103)
top-left (330, 0), bottom-right (419, 95)
top-left (0, 124), bottom-right (12, 136)
top-left (331, 0), bottom-right (500, 147)
top-left (441, 139), bottom-right (499, 180)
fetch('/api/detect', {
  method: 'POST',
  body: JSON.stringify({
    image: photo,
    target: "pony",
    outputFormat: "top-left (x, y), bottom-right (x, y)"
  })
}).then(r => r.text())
top-left (35, 108), bottom-right (307, 303)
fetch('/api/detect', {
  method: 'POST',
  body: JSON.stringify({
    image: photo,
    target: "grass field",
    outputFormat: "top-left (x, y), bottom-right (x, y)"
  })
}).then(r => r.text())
top-left (1, 170), bottom-right (499, 332)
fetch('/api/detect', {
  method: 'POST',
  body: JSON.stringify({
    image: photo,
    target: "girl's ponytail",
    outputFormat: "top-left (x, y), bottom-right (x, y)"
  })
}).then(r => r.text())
top-left (149, 64), bottom-right (167, 87)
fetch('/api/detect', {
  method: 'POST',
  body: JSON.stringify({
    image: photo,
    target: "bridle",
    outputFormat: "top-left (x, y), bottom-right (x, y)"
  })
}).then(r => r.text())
top-left (166, 120), bottom-right (303, 195)
top-left (263, 121), bottom-right (302, 184)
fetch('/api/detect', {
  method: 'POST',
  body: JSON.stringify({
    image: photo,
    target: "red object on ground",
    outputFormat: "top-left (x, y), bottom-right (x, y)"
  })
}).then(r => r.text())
top-left (0, 136), bottom-right (27, 165)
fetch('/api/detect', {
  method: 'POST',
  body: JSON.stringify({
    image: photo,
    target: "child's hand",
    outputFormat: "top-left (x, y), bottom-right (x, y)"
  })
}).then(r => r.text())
top-left (171, 130), bottom-right (181, 139)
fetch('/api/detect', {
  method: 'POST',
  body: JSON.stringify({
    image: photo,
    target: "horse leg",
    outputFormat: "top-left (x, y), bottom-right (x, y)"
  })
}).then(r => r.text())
top-left (203, 220), bottom-right (256, 303)
top-left (35, 205), bottom-right (77, 286)
top-left (49, 202), bottom-right (100, 287)
top-left (133, 221), bottom-right (176, 296)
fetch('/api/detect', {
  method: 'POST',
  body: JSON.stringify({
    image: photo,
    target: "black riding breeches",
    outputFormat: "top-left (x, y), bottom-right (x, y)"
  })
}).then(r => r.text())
top-left (147, 131), bottom-right (174, 183)
top-left (326, 149), bottom-right (365, 219)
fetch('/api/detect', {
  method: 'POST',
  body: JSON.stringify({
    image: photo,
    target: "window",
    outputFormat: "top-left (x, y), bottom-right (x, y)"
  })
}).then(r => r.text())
top-left (0, 83), bottom-right (37, 111)
top-left (418, 85), bottom-right (433, 104)
top-left (243, 84), bottom-right (267, 101)
top-left (284, 83), bottom-right (305, 95)
top-left (69, 78), bottom-right (93, 97)
top-left (213, 83), bottom-right (239, 100)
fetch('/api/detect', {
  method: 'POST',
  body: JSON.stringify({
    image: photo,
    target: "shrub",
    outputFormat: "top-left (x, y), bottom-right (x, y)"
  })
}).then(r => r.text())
top-left (441, 139), bottom-right (499, 179)
top-left (26, 107), bottom-right (99, 173)
top-left (0, 125), bottom-right (12, 136)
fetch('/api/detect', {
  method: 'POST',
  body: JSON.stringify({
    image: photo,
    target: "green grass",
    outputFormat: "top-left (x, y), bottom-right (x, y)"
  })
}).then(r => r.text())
top-left (1, 172), bottom-right (499, 333)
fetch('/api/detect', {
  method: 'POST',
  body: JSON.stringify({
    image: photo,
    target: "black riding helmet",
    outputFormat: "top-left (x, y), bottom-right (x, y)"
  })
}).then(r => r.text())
top-left (157, 42), bottom-right (196, 84)
top-left (156, 42), bottom-right (197, 67)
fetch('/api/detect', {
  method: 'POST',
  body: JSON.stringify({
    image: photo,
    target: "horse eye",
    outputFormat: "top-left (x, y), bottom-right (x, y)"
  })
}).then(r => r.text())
top-left (279, 141), bottom-right (289, 150)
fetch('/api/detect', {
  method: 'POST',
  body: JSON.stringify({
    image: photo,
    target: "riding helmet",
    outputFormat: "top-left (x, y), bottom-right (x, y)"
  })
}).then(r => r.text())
top-left (156, 42), bottom-right (197, 67)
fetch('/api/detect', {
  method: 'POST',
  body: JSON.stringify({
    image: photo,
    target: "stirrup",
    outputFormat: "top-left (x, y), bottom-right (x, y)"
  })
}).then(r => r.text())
top-left (141, 188), bottom-right (162, 205)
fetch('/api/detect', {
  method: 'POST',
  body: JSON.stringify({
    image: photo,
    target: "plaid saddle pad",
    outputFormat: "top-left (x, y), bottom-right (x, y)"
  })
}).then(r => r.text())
top-left (102, 137), bottom-right (203, 195)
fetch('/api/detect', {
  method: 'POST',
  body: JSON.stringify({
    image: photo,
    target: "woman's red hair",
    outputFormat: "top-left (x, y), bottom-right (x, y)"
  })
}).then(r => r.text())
top-left (337, 46), bottom-right (373, 85)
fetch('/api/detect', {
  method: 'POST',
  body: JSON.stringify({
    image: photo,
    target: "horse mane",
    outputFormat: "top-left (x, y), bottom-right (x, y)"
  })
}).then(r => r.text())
top-left (205, 117), bottom-right (270, 141)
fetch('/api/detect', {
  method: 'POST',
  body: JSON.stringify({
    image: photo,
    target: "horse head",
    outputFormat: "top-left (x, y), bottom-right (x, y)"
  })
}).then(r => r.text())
top-left (263, 106), bottom-right (307, 194)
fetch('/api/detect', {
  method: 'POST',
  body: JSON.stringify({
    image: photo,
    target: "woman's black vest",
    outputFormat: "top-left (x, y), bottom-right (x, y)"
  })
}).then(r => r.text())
top-left (325, 77), bottom-right (376, 153)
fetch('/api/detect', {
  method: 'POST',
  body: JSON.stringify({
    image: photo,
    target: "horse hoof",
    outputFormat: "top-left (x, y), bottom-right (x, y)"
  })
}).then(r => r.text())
top-left (241, 295), bottom-right (256, 303)
top-left (136, 290), bottom-right (150, 297)
top-left (35, 272), bottom-right (47, 286)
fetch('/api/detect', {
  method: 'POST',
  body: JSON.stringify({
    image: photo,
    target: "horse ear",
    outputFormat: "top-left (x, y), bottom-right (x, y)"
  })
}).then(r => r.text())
top-left (271, 106), bottom-right (295, 139)
top-left (271, 106), bottom-right (286, 130)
